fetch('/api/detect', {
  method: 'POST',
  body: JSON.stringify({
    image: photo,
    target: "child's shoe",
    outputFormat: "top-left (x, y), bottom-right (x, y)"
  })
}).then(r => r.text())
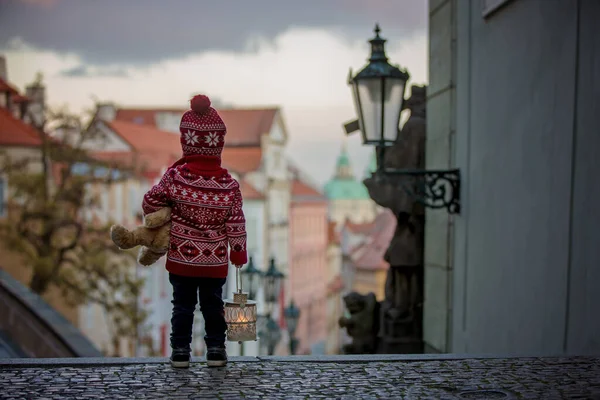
top-left (206, 347), bottom-right (227, 367)
top-left (170, 348), bottom-right (191, 368)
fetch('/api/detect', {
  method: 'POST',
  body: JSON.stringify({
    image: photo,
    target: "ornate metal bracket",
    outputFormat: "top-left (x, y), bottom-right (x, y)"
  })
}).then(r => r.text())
top-left (374, 168), bottom-right (461, 214)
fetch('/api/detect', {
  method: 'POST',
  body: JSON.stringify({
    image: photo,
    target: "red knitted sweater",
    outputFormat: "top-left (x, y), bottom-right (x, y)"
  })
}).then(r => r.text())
top-left (142, 156), bottom-right (247, 278)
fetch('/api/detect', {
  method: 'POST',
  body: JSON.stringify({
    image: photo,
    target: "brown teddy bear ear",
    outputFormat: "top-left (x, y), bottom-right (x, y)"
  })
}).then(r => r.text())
top-left (110, 225), bottom-right (136, 249)
top-left (144, 207), bottom-right (172, 229)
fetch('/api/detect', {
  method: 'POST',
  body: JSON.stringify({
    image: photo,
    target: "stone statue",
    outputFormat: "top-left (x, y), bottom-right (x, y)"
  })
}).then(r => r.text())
top-left (338, 292), bottom-right (379, 354)
top-left (363, 85), bottom-right (427, 353)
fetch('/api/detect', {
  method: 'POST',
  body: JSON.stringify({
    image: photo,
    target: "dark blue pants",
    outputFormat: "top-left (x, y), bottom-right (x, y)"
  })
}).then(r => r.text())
top-left (169, 273), bottom-right (227, 351)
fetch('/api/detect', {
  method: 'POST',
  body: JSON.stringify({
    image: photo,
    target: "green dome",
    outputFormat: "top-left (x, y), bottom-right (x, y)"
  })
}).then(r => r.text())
top-left (325, 143), bottom-right (371, 200)
top-left (324, 178), bottom-right (371, 200)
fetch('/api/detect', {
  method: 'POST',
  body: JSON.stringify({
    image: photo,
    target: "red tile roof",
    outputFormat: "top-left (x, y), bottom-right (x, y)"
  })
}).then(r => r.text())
top-left (0, 106), bottom-right (43, 147)
top-left (221, 146), bottom-right (262, 174)
top-left (0, 78), bottom-right (19, 96)
top-left (240, 179), bottom-right (264, 200)
top-left (97, 120), bottom-right (267, 179)
top-left (115, 107), bottom-right (278, 147)
top-left (349, 209), bottom-right (396, 271)
top-left (344, 219), bottom-right (378, 236)
top-left (106, 120), bottom-right (182, 157)
top-left (291, 179), bottom-right (325, 199)
top-left (13, 93), bottom-right (30, 103)
top-left (92, 120), bottom-right (183, 179)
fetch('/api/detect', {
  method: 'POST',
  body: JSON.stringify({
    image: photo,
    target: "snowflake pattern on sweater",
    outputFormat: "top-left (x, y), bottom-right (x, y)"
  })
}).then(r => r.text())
top-left (142, 164), bottom-right (247, 278)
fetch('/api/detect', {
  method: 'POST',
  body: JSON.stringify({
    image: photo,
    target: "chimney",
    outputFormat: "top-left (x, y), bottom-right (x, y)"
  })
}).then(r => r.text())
top-left (25, 73), bottom-right (46, 128)
top-left (0, 56), bottom-right (7, 81)
top-left (96, 102), bottom-right (117, 122)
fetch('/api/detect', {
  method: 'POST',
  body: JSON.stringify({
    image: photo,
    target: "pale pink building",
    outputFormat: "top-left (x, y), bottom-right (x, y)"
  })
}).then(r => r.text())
top-left (287, 175), bottom-right (328, 355)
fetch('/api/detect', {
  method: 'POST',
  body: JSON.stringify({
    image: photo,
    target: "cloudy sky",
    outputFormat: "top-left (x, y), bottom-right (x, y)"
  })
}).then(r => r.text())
top-left (0, 0), bottom-right (428, 187)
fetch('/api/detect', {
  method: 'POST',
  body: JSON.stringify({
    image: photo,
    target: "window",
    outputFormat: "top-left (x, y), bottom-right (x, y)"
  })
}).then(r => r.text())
top-left (0, 177), bottom-right (5, 217)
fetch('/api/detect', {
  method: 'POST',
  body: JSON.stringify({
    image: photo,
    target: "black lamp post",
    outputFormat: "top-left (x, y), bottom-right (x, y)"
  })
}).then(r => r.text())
top-left (257, 257), bottom-right (285, 355)
top-left (284, 300), bottom-right (301, 355)
top-left (259, 316), bottom-right (282, 356)
top-left (263, 258), bottom-right (285, 306)
top-left (240, 256), bottom-right (262, 299)
top-left (345, 25), bottom-right (461, 214)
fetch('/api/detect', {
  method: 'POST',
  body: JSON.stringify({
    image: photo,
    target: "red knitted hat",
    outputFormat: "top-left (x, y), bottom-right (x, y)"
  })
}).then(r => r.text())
top-left (179, 95), bottom-right (226, 157)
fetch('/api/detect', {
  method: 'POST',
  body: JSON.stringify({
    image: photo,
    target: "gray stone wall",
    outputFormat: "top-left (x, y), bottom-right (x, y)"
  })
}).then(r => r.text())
top-left (423, 0), bottom-right (457, 353)
top-left (425, 0), bottom-right (600, 355)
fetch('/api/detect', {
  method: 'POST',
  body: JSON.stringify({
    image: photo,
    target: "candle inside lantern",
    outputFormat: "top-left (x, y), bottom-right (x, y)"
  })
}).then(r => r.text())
top-left (224, 269), bottom-right (258, 342)
top-left (224, 292), bottom-right (257, 342)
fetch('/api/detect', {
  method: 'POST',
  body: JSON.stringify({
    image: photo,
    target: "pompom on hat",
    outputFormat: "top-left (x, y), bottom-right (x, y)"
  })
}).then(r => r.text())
top-left (179, 95), bottom-right (226, 157)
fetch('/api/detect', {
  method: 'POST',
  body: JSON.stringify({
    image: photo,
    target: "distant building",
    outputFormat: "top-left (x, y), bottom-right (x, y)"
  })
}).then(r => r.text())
top-left (288, 174), bottom-right (328, 355)
top-left (340, 210), bottom-right (396, 302)
top-left (324, 145), bottom-right (377, 226)
top-left (324, 222), bottom-right (343, 354)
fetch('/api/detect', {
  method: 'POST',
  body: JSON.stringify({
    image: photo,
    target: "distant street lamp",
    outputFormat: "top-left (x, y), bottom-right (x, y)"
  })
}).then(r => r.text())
top-left (344, 25), bottom-right (461, 214)
top-left (284, 300), bottom-right (301, 355)
top-left (259, 315), bottom-right (282, 356)
top-left (253, 257), bottom-right (285, 355)
top-left (240, 256), bottom-right (262, 299)
top-left (263, 258), bottom-right (285, 305)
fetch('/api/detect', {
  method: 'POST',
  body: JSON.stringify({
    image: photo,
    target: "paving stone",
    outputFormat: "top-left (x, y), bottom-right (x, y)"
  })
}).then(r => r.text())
top-left (0, 357), bottom-right (599, 399)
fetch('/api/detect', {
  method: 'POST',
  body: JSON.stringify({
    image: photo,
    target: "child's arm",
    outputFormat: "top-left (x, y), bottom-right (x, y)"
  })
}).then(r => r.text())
top-left (142, 171), bottom-right (173, 216)
top-left (226, 186), bottom-right (248, 267)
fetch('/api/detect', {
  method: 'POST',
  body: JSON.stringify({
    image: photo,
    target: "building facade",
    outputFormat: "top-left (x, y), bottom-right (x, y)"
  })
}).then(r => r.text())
top-left (325, 222), bottom-right (343, 354)
top-left (288, 176), bottom-right (328, 355)
top-left (424, 0), bottom-right (600, 355)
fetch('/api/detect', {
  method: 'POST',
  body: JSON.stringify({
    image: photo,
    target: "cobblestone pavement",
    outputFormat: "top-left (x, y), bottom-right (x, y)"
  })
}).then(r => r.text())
top-left (0, 357), bottom-right (599, 399)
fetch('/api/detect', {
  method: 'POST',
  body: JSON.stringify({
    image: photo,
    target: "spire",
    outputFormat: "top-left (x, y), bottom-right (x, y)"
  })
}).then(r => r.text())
top-left (335, 142), bottom-right (353, 179)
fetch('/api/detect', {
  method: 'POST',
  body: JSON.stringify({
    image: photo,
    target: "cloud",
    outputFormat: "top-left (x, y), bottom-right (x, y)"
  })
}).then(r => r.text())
top-left (1, 27), bottom-right (427, 185)
top-left (0, 0), bottom-right (426, 65)
top-left (60, 65), bottom-right (130, 78)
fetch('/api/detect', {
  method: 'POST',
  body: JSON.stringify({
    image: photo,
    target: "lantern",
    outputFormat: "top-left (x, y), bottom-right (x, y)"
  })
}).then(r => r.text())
top-left (259, 315), bottom-right (282, 355)
top-left (284, 300), bottom-right (300, 336)
top-left (240, 256), bottom-right (262, 299)
top-left (224, 269), bottom-right (257, 343)
top-left (263, 258), bottom-right (284, 304)
top-left (348, 24), bottom-right (410, 147)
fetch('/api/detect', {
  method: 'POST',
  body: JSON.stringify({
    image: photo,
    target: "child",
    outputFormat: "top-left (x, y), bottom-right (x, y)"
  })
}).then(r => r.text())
top-left (142, 95), bottom-right (247, 368)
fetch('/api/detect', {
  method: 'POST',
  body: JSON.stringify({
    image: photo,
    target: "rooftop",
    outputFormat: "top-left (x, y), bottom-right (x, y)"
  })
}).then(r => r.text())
top-left (115, 107), bottom-right (278, 147)
top-left (1, 355), bottom-right (598, 399)
top-left (0, 106), bottom-right (43, 147)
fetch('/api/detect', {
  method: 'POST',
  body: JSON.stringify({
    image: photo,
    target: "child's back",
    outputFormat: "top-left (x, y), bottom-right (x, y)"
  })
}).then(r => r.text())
top-left (142, 95), bottom-right (247, 368)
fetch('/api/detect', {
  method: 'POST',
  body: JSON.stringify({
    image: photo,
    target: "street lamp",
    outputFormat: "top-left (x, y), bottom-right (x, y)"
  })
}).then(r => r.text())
top-left (240, 256), bottom-right (262, 299)
top-left (345, 25), bottom-right (461, 214)
top-left (263, 258), bottom-right (285, 305)
top-left (259, 316), bottom-right (282, 356)
top-left (284, 300), bottom-right (301, 355)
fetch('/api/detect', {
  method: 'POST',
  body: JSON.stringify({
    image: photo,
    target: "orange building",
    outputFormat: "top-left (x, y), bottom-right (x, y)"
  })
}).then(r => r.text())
top-left (288, 172), bottom-right (328, 355)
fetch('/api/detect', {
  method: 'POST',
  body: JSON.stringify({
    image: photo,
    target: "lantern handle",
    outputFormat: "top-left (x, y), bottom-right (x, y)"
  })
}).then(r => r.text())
top-left (236, 267), bottom-right (242, 294)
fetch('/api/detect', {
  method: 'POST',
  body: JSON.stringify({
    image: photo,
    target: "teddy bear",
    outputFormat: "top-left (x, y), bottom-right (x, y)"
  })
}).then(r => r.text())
top-left (110, 207), bottom-right (172, 266)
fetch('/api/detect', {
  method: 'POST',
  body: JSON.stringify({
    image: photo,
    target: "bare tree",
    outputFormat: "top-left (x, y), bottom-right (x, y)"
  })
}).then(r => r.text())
top-left (0, 100), bottom-right (146, 356)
